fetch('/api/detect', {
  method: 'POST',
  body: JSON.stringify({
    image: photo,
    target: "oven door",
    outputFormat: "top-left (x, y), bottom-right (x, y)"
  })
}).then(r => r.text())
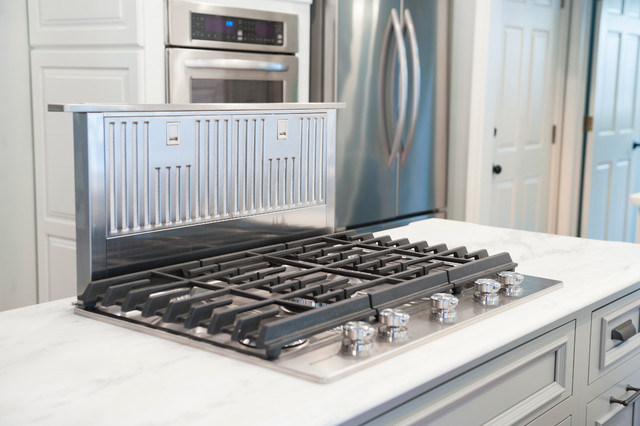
top-left (167, 48), bottom-right (298, 103)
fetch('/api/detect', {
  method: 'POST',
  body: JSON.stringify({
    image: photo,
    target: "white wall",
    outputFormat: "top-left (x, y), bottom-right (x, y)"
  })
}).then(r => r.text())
top-left (447, 0), bottom-right (477, 221)
top-left (0, 0), bottom-right (38, 310)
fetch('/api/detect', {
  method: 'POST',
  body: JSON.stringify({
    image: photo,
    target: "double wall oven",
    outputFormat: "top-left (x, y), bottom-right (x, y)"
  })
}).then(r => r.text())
top-left (166, 0), bottom-right (299, 103)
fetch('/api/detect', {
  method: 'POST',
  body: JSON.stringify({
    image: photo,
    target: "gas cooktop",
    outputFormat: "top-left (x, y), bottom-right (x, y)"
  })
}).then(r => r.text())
top-left (75, 229), bottom-right (562, 382)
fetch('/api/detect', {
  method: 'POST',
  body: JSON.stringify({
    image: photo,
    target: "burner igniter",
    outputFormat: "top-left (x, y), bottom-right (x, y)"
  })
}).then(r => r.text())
top-left (474, 278), bottom-right (501, 306)
top-left (378, 308), bottom-right (410, 342)
top-left (341, 321), bottom-right (375, 357)
top-left (430, 293), bottom-right (458, 323)
top-left (498, 271), bottom-right (525, 297)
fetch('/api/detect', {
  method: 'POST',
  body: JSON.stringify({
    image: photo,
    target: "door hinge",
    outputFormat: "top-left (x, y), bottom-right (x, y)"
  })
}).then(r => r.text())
top-left (561, 0), bottom-right (565, 7)
top-left (584, 116), bottom-right (593, 132)
top-left (552, 125), bottom-right (557, 144)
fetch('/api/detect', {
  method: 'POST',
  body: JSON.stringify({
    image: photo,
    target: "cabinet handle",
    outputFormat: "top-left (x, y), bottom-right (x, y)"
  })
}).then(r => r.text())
top-left (611, 319), bottom-right (637, 342)
top-left (610, 385), bottom-right (640, 406)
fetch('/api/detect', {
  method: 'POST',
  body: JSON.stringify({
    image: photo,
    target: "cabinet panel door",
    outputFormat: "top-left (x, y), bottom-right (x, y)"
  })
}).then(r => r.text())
top-left (28, 0), bottom-right (142, 46)
top-left (31, 49), bottom-right (143, 301)
top-left (367, 322), bottom-right (575, 426)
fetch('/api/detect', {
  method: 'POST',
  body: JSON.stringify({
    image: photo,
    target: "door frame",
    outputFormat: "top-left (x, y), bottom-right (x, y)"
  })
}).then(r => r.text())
top-left (460, 0), bottom-right (594, 236)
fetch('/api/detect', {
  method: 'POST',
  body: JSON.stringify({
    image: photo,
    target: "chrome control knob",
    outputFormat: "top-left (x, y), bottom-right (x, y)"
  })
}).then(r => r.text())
top-left (474, 278), bottom-right (501, 306)
top-left (379, 308), bottom-right (410, 327)
top-left (378, 308), bottom-right (410, 342)
top-left (342, 321), bottom-right (375, 342)
top-left (497, 271), bottom-right (524, 286)
top-left (497, 271), bottom-right (524, 297)
top-left (341, 321), bottom-right (375, 357)
top-left (430, 293), bottom-right (458, 323)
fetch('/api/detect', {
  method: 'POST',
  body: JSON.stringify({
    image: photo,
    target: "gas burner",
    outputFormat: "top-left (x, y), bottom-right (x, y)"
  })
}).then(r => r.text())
top-left (240, 337), bottom-right (308, 350)
top-left (75, 230), bottom-right (561, 382)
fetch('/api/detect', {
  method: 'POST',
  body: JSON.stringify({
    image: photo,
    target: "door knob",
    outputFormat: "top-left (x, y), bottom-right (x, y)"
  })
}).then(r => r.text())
top-left (492, 164), bottom-right (502, 175)
top-left (633, 141), bottom-right (640, 150)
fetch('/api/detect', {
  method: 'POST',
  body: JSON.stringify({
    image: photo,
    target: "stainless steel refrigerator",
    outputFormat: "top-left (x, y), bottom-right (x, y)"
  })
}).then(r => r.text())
top-left (311, 0), bottom-right (448, 231)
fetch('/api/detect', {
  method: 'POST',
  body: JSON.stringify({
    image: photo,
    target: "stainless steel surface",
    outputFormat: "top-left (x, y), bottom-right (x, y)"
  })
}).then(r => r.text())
top-left (75, 274), bottom-right (562, 383)
top-left (62, 104), bottom-right (339, 293)
top-left (183, 58), bottom-right (291, 72)
top-left (166, 0), bottom-right (299, 104)
top-left (49, 103), bottom-right (345, 112)
top-left (167, 0), bottom-right (298, 53)
top-left (167, 48), bottom-right (298, 104)
top-left (314, 0), bottom-right (448, 229)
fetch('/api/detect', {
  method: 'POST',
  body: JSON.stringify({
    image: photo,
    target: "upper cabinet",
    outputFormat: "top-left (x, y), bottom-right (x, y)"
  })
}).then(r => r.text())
top-left (28, 0), bottom-right (143, 46)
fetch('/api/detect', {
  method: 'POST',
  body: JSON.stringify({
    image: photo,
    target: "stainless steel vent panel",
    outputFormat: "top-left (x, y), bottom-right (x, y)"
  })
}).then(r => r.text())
top-left (105, 113), bottom-right (328, 236)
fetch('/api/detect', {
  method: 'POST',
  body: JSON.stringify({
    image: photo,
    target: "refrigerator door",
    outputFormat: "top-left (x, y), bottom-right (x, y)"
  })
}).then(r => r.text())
top-left (334, 0), bottom-right (403, 229)
top-left (398, 0), bottom-right (447, 216)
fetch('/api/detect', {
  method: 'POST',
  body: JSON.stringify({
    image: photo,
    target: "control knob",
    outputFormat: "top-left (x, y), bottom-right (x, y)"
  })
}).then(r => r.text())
top-left (430, 293), bottom-right (459, 323)
top-left (341, 321), bottom-right (375, 357)
top-left (497, 271), bottom-right (525, 297)
top-left (474, 278), bottom-right (501, 306)
top-left (378, 308), bottom-right (410, 342)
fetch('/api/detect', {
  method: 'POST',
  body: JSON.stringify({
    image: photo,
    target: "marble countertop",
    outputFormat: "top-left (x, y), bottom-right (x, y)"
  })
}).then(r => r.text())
top-left (2, 219), bottom-right (640, 425)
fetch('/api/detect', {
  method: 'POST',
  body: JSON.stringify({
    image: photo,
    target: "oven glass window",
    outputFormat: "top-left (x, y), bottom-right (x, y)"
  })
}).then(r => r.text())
top-left (191, 79), bottom-right (284, 103)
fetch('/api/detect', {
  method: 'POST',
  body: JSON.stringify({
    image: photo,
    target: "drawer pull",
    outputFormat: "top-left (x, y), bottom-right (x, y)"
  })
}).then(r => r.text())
top-left (610, 385), bottom-right (640, 406)
top-left (611, 319), bottom-right (636, 342)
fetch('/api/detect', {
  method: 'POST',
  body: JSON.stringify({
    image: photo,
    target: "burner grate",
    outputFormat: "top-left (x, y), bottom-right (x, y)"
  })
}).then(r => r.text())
top-left (78, 230), bottom-right (517, 359)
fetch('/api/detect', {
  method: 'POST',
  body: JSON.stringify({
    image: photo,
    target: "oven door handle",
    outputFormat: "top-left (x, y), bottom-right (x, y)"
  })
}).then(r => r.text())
top-left (184, 58), bottom-right (290, 72)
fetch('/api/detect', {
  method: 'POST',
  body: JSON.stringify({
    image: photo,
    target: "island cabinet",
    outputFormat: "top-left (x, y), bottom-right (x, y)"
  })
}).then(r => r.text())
top-left (364, 287), bottom-right (640, 425)
top-left (366, 322), bottom-right (576, 425)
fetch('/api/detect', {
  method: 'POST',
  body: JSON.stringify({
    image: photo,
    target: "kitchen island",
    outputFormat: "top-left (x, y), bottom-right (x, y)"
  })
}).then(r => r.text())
top-left (1, 218), bottom-right (640, 425)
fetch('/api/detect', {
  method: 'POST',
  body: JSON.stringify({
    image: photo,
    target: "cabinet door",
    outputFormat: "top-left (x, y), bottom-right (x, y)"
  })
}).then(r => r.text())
top-left (31, 49), bottom-right (143, 301)
top-left (367, 322), bottom-right (575, 425)
top-left (27, 0), bottom-right (142, 46)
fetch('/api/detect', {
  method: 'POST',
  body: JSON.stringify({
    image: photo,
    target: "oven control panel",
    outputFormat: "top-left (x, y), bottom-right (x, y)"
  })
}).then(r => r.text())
top-left (191, 12), bottom-right (284, 46)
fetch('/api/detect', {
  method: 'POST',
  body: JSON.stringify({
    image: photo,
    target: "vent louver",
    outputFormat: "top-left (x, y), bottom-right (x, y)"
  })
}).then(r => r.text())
top-left (105, 113), bottom-right (327, 236)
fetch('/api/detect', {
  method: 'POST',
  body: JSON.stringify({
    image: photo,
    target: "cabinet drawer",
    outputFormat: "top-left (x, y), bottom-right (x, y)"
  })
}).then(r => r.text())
top-left (590, 289), bottom-right (640, 383)
top-left (586, 368), bottom-right (640, 425)
top-left (367, 322), bottom-right (575, 426)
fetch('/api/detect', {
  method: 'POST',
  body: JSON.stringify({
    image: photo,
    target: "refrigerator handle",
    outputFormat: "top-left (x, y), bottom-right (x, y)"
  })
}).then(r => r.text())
top-left (400, 8), bottom-right (420, 168)
top-left (377, 9), bottom-right (408, 170)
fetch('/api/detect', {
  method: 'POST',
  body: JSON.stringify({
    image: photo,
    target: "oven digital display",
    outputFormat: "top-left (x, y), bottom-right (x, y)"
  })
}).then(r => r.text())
top-left (192, 13), bottom-right (284, 46)
top-left (204, 16), bottom-right (237, 35)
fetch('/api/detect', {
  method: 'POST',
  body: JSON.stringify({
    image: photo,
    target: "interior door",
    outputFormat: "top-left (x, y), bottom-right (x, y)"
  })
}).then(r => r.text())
top-left (581, 0), bottom-right (640, 242)
top-left (488, 0), bottom-right (567, 231)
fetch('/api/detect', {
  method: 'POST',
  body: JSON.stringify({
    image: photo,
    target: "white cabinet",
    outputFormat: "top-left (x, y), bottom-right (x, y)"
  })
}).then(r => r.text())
top-left (367, 322), bottom-right (575, 425)
top-left (28, 0), bottom-right (143, 46)
top-left (30, 49), bottom-right (144, 300)
top-left (28, 0), bottom-right (164, 302)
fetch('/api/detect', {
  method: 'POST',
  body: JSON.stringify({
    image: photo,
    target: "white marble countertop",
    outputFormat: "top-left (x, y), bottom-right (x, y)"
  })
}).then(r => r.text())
top-left (2, 219), bottom-right (640, 425)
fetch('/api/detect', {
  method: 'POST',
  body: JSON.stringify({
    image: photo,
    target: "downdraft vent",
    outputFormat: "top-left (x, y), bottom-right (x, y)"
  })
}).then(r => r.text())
top-left (105, 113), bottom-right (327, 236)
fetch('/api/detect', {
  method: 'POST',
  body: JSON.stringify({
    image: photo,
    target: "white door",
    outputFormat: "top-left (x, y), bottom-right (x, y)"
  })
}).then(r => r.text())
top-left (487, 0), bottom-right (568, 231)
top-left (581, 0), bottom-right (640, 242)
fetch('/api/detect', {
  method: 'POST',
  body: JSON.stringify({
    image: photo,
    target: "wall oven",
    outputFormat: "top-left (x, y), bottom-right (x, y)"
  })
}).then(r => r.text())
top-left (166, 0), bottom-right (299, 103)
